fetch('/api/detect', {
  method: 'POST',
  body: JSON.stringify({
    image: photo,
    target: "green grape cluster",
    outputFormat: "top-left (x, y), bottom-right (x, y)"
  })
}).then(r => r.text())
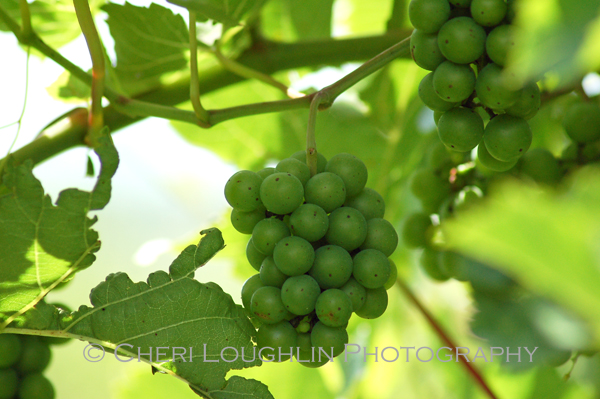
top-left (226, 151), bottom-right (398, 367)
top-left (410, 0), bottom-right (540, 171)
top-left (0, 333), bottom-right (59, 399)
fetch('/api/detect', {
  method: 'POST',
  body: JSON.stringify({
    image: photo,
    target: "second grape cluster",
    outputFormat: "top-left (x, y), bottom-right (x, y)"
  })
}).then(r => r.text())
top-left (224, 151), bottom-right (398, 367)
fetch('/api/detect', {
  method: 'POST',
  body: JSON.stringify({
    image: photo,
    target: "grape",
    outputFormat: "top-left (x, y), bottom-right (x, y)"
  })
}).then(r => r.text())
top-left (344, 188), bottom-right (385, 220)
top-left (0, 368), bottom-right (18, 399)
top-left (281, 275), bottom-right (321, 315)
top-left (325, 153), bottom-right (368, 198)
top-left (360, 218), bottom-right (398, 256)
top-left (224, 170), bottom-right (263, 212)
top-left (311, 322), bottom-right (348, 357)
top-left (276, 158), bottom-right (310, 186)
top-left (505, 82), bottom-right (541, 120)
top-left (562, 102), bottom-right (600, 143)
top-left (17, 336), bottom-right (52, 373)
top-left (290, 150), bottom-right (327, 174)
top-left (354, 287), bottom-right (388, 319)
top-left (437, 107), bottom-right (484, 152)
top-left (295, 349), bottom-right (331, 367)
top-left (383, 259), bottom-right (398, 290)
top-left (433, 110), bottom-right (444, 125)
top-left (352, 249), bottom-right (391, 289)
top-left (483, 115), bottom-right (532, 161)
top-left (257, 167), bottom-right (277, 180)
top-left (340, 277), bottom-right (367, 312)
top-left (419, 72), bottom-right (459, 111)
top-left (475, 63), bottom-right (520, 110)
top-left (470, 0), bottom-right (507, 27)
top-left (260, 172), bottom-right (304, 215)
top-left (251, 286), bottom-right (288, 324)
top-left (256, 321), bottom-right (298, 362)
top-left (476, 142), bottom-right (518, 171)
top-left (427, 140), bottom-right (453, 170)
top-left (440, 251), bottom-right (471, 281)
top-left (315, 289), bottom-right (353, 327)
top-left (433, 61), bottom-right (476, 102)
top-left (231, 205), bottom-right (266, 234)
top-left (273, 236), bottom-right (315, 276)
top-left (246, 238), bottom-right (267, 271)
top-left (518, 148), bottom-right (561, 185)
top-left (410, 29), bottom-right (446, 71)
top-left (260, 256), bottom-right (288, 288)
top-left (241, 274), bottom-right (265, 311)
top-left (18, 373), bottom-right (55, 399)
top-left (409, 0), bottom-right (451, 33)
top-left (543, 350), bottom-right (572, 368)
top-left (402, 212), bottom-right (433, 248)
top-left (297, 332), bottom-right (312, 352)
top-left (304, 172), bottom-right (346, 213)
top-left (325, 207), bottom-right (368, 252)
top-left (420, 247), bottom-right (449, 280)
top-left (409, 167), bottom-right (451, 211)
top-left (485, 25), bottom-right (514, 67)
top-left (437, 17), bottom-right (486, 64)
top-left (289, 204), bottom-right (329, 242)
top-left (0, 334), bottom-right (21, 368)
top-left (450, 0), bottom-right (471, 7)
top-left (505, 0), bottom-right (516, 22)
top-left (252, 218), bottom-right (290, 256)
top-left (309, 245), bottom-right (353, 289)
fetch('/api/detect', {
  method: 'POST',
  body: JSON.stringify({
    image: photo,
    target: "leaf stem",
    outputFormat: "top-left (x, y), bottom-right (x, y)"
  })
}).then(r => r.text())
top-left (395, 278), bottom-right (500, 399)
top-left (189, 11), bottom-right (210, 123)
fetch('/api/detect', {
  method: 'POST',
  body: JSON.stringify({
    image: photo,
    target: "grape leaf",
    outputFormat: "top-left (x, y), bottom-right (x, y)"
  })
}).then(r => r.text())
top-left (261, 0), bottom-right (333, 41)
top-left (102, 2), bottom-right (189, 96)
top-left (167, 0), bottom-right (267, 26)
top-left (0, 134), bottom-right (118, 319)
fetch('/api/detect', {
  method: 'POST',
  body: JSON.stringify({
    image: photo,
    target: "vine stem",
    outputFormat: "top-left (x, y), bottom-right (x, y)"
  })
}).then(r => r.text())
top-left (395, 278), bottom-right (500, 399)
top-left (188, 11), bottom-right (209, 122)
top-left (18, 0), bottom-right (31, 36)
top-left (306, 92), bottom-right (325, 176)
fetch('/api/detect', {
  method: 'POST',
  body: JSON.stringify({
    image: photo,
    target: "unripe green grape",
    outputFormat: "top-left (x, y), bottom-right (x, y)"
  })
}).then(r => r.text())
top-left (505, 0), bottom-right (516, 22)
top-left (360, 218), bottom-right (398, 256)
top-left (260, 256), bottom-right (288, 288)
top-left (408, 0), bottom-right (451, 33)
top-left (470, 0), bottom-right (507, 27)
top-left (409, 168), bottom-right (451, 212)
top-left (241, 274), bottom-right (265, 310)
top-left (295, 349), bottom-right (331, 367)
top-left (18, 373), bottom-right (55, 399)
top-left (289, 204), bottom-right (329, 242)
top-left (518, 148), bottom-right (561, 185)
top-left (311, 322), bottom-right (348, 357)
top-left (476, 143), bottom-right (518, 171)
top-left (544, 350), bottom-right (572, 368)
top-left (419, 72), bottom-right (459, 111)
top-left (352, 249), bottom-right (391, 289)
top-left (297, 321), bottom-right (311, 334)
top-left (276, 158), bottom-right (311, 186)
top-left (433, 61), bottom-right (476, 102)
top-left (484, 115), bottom-right (532, 161)
top-left (340, 277), bottom-right (367, 312)
top-left (257, 321), bottom-right (298, 362)
top-left (246, 238), bottom-right (267, 271)
top-left (354, 287), bottom-right (388, 319)
top-left (427, 140), bottom-right (453, 170)
top-left (344, 188), bottom-right (385, 220)
top-left (420, 247), bottom-right (450, 281)
top-left (260, 172), bottom-right (304, 215)
top-left (486, 25), bottom-right (514, 67)
top-left (403, 212), bottom-right (433, 249)
top-left (0, 334), bottom-right (21, 368)
top-left (230, 205), bottom-right (266, 234)
top-left (325, 153), bottom-right (368, 198)
top-left (325, 207), bottom-right (368, 252)
top-left (273, 236), bottom-right (315, 276)
top-left (257, 167), bottom-right (277, 180)
top-left (0, 368), bottom-right (18, 399)
top-left (562, 102), bottom-right (600, 144)
top-left (453, 186), bottom-right (483, 214)
top-left (437, 17), bottom-right (486, 64)
top-left (433, 110), bottom-right (444, 125)
top-left (440, 251), bottom-right (471, 281)
top-left (17, 336), bottom-right (52, 374)
top-left (450, 0), bottom-right (471, 7)
top-left (251, 286), bottom-right (288, 324)
top-left (410, 29), bottom-right (446, 71)
top-left (305, 172), bottom-right (346, 213)
top-left (475, 63), bottom-right (520, 109)
top-left (290, 150), bottom-right (327, 174)
top-left (281, 275), bottom-right (321, 315)
top-left (384, 259), bottom-right (398, 290)
top-left (224, 170), bottom-right (263, 212)
top-left (310, 245), bottom-right (353, 289)
top-left (297, 332), bottom-right (312, 352)
top-left (505, 82), bottom-right (541, 120)
top-left (252, 218), bottom-right (290, 256)
top-left (437, 107), bottom-right (484, 152)
top-left (315, 289), bottom-right (353, 327)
